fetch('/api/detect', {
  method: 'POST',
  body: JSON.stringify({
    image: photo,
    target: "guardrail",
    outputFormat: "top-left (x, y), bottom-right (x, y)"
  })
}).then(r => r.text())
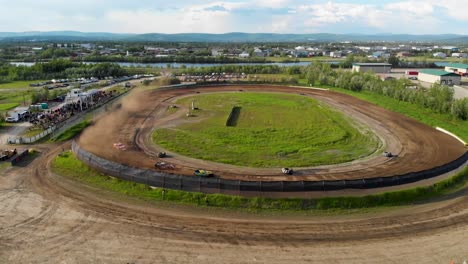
top-left (72, 141), bottom-right (468, 196)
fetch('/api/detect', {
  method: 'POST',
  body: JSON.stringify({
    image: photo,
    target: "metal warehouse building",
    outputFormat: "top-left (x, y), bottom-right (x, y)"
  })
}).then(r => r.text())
top-left (352, 63), bottom-right (392, 73)
top-left (444, 63), bottom-right (468, 75)
top-left (418, 69), bottom-right (461, 86)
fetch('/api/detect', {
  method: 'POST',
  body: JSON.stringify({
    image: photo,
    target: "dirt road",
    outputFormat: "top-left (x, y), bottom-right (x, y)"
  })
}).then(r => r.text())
top-left (1, 145), bottom-right (468, 263)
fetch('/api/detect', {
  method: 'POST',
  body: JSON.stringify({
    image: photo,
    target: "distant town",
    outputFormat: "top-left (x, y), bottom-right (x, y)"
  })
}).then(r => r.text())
top-left (1, 40), bottom-right (467, 65)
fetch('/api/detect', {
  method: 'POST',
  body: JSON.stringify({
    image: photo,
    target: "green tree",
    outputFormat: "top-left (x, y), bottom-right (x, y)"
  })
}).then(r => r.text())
top-left (388, 55), bottom-right (400, 67)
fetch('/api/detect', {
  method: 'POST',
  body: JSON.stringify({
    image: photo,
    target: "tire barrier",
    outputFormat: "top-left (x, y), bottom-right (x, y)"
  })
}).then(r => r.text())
top-left (72, 141), bottom-right (468, 195)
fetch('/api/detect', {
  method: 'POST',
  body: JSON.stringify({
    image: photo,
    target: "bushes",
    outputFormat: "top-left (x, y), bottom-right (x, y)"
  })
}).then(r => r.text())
top-left (451, 98), bottom-right (468, 120)
top-left (52, 120), bottom-right (92, 142)
top-left (305, 62), bottom-right (467, 120)
top-left (30, 88), bottom-right (68, 104)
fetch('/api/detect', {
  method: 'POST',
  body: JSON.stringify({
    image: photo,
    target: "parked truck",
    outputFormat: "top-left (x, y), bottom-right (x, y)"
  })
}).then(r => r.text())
top-left (5, 110), bottom-right (29, 123)
top-left (405, 70), bottom-right (419, 75)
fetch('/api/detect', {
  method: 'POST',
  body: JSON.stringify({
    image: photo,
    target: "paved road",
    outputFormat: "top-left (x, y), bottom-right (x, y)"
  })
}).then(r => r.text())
top-left (454, 85), bottom-right (468, 99)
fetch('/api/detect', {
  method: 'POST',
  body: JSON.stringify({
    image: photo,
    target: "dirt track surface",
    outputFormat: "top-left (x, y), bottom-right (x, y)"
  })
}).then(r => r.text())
top-left (1, 145), bottom-right (468, 263)
top-left (78, 85), bottom-right (466, 182)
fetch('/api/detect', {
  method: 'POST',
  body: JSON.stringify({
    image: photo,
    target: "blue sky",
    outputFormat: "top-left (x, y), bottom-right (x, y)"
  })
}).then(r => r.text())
top-left (1, 0), bottom-right (467, 34)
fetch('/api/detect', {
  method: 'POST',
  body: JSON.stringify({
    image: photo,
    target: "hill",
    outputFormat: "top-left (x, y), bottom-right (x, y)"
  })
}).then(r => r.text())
top-left (0, 31), bottom-right (467, 43)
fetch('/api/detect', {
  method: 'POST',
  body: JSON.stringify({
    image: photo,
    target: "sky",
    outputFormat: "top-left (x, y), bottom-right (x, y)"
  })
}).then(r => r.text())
top-left (1, 0), bottom-right (468, 35)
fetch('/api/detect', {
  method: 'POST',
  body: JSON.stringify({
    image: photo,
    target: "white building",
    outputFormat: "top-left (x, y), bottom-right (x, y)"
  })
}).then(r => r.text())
top-left (433, 52), bottom-right (447, 59)
top-left (295, 46), bottom-right (306, 52)
top-left (418, 69), bottom-right (461, 86)
top-left (239, 52), bottom-right (250, 58)
top-left (330, 51), bottom-right (342, 58)
top-left (444, 63), bottom-right (468, 75)
top-left (253, 48), bottom-right (266, 57)
top-left (451, 53), bottom-right (468, 58)
top-left (352, 63), bottom-right (392, 73)
top-left (211, 49), bottom-right (222, 56)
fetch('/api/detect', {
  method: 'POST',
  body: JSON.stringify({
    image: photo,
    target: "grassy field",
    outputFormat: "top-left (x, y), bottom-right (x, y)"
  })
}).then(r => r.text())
top-left (0, 103), bottom-right (19, 111)
top-left (52, 121), bottom-right (91, 142)
top-left (0, 90), bottom-right (26, 104)
top-left (51, 151), bottom-right (468, 211)
top-left (0, 80), bottom-right (46, 90)
top-left (153, 92), bottom-right (379, 167)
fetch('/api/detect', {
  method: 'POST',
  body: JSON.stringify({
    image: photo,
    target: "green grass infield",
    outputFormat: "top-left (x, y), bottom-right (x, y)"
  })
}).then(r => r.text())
top-left (153, 92), bottom-right (380, 167)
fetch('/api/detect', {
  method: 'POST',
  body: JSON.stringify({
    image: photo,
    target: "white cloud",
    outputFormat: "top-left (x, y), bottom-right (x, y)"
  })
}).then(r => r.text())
top-left (0, 0), bottom-right (466, 34)
top-left (293, 1), bottom-right (445, 34)
top-left (385, 1), bottom-right (434, 16)
top-left (428, 0), bottom-right (468, 21)
top-left (254, 0), bottom-right (291, 8)
top-left (105, 6), bottom-right (233, 33)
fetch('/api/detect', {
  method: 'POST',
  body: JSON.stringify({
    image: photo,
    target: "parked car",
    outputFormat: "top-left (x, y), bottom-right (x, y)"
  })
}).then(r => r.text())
top-left (5, 116), bottom-right (19, 123)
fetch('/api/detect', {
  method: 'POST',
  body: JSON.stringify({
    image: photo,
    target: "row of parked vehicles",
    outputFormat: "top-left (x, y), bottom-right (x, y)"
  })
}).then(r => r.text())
top-left (29, 74), bottom-right (154, 90)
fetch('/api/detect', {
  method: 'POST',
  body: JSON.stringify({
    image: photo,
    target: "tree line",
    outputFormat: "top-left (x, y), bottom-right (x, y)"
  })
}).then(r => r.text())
top-left (177, 62), bottom-right (466, 120)
top-left (79, 55), bottom-right (270, 64)
top-left (305, 62), bottom-right (468, 120)
top-left (180, 64), bottom-right (303, 75)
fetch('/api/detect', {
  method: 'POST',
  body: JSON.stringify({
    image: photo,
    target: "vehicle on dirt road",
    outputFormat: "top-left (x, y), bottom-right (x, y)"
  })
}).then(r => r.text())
top-left (383, 151), bottom-right (393, 157)
top-left (157, 152), bottom-right (167, 158)
top-left (0, 149), bottom-right (17, 161)
top-left (194, 169), bottom-right (214, 177)
top-left (282, 168), bottom-right (294, 175)
top-left (155, 161), bottom-right (175, 170)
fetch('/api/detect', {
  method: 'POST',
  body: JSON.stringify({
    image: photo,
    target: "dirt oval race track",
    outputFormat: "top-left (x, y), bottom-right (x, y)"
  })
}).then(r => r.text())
top-left (1, 144), bottom-right (468, 263)
top-left (78, 85), bottom-right (466, 183)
